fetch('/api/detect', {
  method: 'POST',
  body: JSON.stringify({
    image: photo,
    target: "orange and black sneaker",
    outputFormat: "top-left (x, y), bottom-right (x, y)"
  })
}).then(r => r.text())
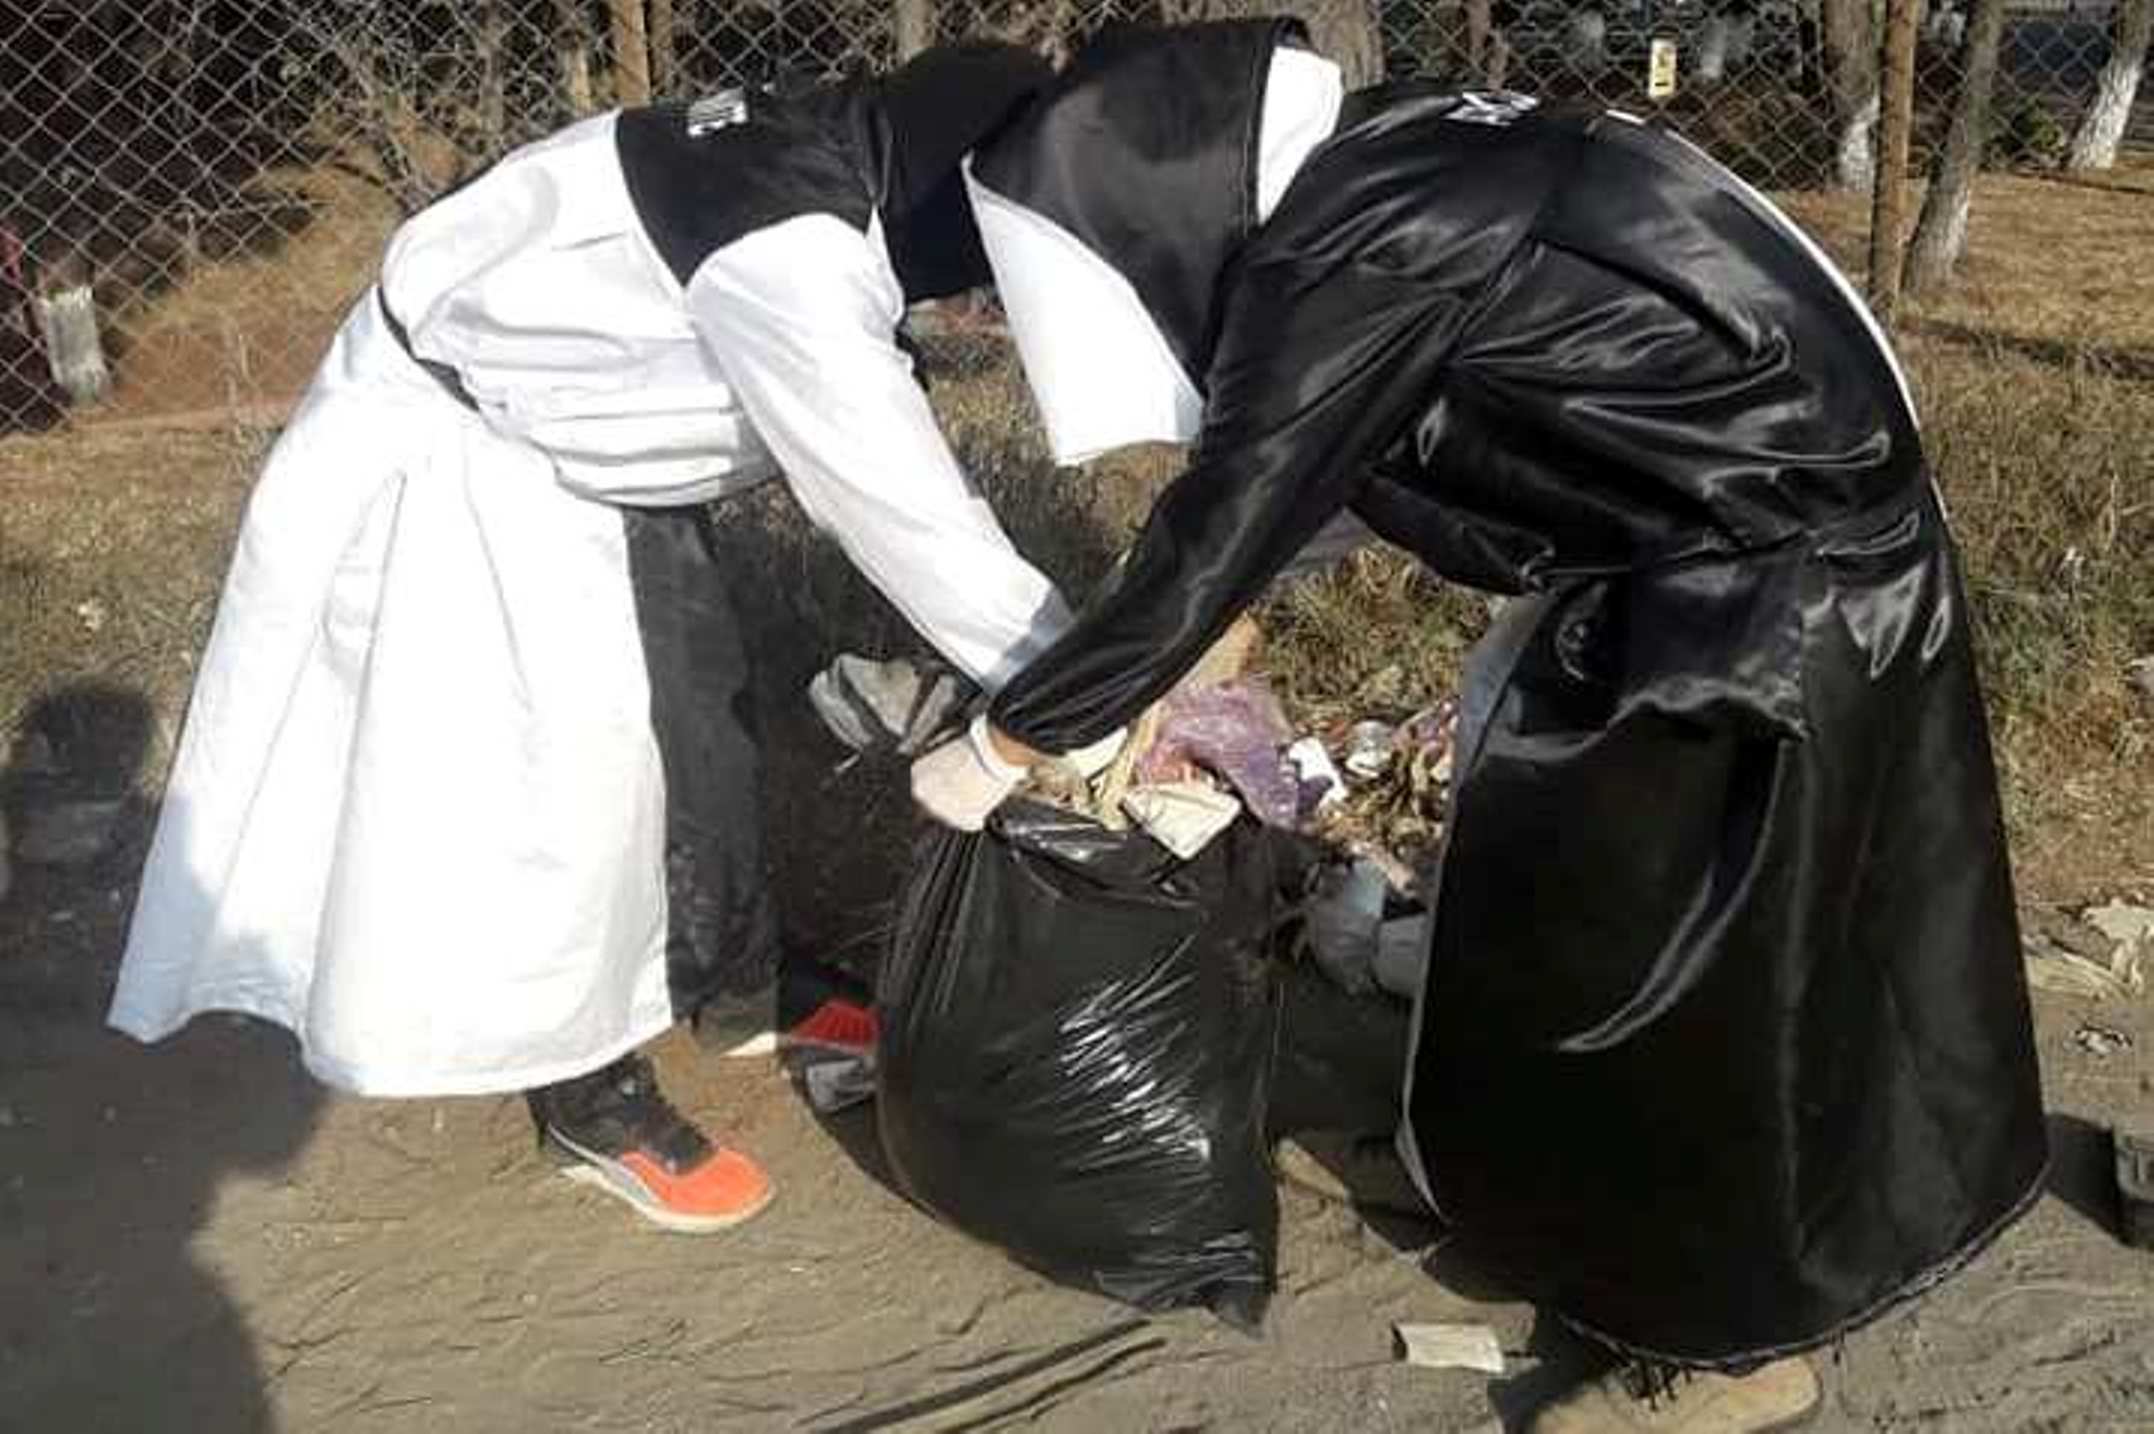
top-left (529, 1054), bottom-right (773, 1234)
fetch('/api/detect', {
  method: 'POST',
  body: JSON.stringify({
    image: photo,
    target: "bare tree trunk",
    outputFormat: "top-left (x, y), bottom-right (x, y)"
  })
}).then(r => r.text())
top-left (610, 0), bottom-right (651, 107)
top-left (554, 0), bottom-right (597, 116)
top-left (473, 0), bottom-right (508, 150)
top-left (1824, 0), bottom-right (1882, 188)
top-left (2068, 0), bottom-right (2153, 169)
top-left (1867, 0), bottom-right (1921, 319)
top-left (1298, 0), bottom-right (1385, 87)
top-left (1467, 0), bottom-right (1495, 76)
top-left (1486, 29), bottom-right (1512, 87)
top-left (649, 0), bottom-right (677, 95)
top-left (895, 0), bottom-right (936, 60)
top-left (1905, 0), bottom-right (2009, 294)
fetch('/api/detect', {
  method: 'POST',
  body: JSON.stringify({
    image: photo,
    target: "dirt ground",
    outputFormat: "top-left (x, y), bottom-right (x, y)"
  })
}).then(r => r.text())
top-left (3, 434), bottom-right (2151, 1434)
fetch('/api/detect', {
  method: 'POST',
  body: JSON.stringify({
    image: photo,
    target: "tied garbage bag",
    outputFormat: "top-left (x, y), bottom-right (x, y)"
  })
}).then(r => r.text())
top-left (877, 799), bottom-right (1282, 1326)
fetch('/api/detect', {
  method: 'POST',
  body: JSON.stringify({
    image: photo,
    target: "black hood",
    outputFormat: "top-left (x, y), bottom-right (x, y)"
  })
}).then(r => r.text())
top-left (876, 41), bottom-right (1054, 301)
top-left (969, 18), bottom-right (1303, 379)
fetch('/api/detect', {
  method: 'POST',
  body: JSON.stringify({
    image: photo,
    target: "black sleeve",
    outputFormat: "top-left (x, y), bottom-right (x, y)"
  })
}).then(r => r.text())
top-left (989, 255), bottom-right (1468, 752)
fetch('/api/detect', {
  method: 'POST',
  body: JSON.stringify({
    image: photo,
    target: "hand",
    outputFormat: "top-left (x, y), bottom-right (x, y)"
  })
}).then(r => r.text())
top-left (910, 715), bottom-right (1032, 832)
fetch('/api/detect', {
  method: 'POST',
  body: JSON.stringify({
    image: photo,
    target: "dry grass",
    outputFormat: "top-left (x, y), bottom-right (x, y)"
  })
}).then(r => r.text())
top-left (1776, 155), bottom-right (2154, 358)
top-left (92, 164), bottom-right (400, 424)
top-left (0, 424), bottom-right (268, 783)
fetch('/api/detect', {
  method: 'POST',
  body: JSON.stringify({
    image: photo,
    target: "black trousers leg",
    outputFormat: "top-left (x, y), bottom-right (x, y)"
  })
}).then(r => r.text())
top-left (620, 505), bottom-right (781, 1022)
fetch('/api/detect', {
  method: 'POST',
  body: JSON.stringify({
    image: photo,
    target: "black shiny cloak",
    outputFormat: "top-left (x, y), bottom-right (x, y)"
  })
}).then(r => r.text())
top-left (980, 22), bottom-right (2047, 1366)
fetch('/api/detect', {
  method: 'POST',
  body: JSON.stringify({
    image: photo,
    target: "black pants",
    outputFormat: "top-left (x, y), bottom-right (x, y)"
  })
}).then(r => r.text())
top-left (621, 504), bottom-right (780, 1019)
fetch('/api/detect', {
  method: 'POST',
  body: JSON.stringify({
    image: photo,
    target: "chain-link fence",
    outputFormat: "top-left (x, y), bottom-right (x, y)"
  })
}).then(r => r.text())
top-left (2, 0), bottom-right (2146, 431)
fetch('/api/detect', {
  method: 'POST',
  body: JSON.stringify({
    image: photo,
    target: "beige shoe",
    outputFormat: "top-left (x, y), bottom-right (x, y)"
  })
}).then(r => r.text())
top-left (1274, 1130), bottom-right (1431, 1218)
top-left (1529, 1356), bottom-right (1821, 1433)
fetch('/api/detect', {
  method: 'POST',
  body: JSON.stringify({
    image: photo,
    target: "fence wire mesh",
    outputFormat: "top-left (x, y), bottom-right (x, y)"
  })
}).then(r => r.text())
top-left (2, 0), bottom-right (2146, 430)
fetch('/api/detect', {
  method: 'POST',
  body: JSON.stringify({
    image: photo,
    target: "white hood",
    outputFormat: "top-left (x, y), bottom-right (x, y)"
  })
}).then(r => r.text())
top-left (968, 45), bottom-right (1343, 467)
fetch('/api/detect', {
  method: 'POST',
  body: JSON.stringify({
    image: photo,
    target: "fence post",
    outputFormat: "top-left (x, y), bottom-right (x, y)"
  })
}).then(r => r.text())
top-left (611, 0), bottom-right (652, 107)
top-left (34, 252), bottom-right (111, 408)
top-left (1825, 0), bottom-right (1881, 189)
top-left (895, 0), bottom-right (935, 60)
top-left (649, 0), bottom-right (678, 96)
top-left (1866, 0), bottom-right (1920, 321)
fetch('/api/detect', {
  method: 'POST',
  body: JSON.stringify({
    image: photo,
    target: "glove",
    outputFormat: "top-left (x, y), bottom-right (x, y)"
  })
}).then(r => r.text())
top-left (910, 714), bottom-right (1031, 832)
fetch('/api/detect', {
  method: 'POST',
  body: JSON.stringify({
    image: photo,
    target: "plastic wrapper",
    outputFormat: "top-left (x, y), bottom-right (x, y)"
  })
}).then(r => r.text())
top-left (1135, 679), bottom-right (1301, 828)
top-left (877, 799), bottom-right (1282, 1326)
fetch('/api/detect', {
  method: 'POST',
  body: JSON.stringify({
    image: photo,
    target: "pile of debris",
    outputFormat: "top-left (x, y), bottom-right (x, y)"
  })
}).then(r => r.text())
top-left (2024, 900), bottom-right (2154, 1001)
top-left (809, 617), bottom-right (1462, 1007)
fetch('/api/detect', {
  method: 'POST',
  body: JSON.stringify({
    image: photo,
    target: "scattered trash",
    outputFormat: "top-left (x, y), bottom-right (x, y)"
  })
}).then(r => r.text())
top-left (2025, 938), bottom-right (2131, 999)
top-left (1373, 914), bottom-right (1432, 1000)
top-left (1288, 737), bottom-right (1347, 817)
top-left (1303, 859), bottom-right (1390, 995)
top-left (1121, 781), bottom-right (1243, 860)
top-left (1394, 1321), bottom-right (1505, 1374)
top-left (1342, 720), bottom-right (1397, 781)
top-left (75, 597), bottom-right (107, 633)
top-left (2126, 656), bottom-right (2154, 704)
top-left (1301, 701), bottom-right (1458, 887)
top-left (2024, 901), bottom-right (2152, 1000)
top-left (2084, 901), bottom-right (2154, 991)
top-left (808, 653), bottom-right (966, 758)
top-left (2115, 1125), bottom-right (2154, 1250)
top-left (796, 1053), bottom-right (877, 1114)
top-left (14, 798), bottom-right (126, 865)
top-left (2074, 1024), bottom-right (2133, 1058)
top-left (1348, 841), bottom-right (1427, 902)
top-left (1138, 679), bottom-right (1302, 829)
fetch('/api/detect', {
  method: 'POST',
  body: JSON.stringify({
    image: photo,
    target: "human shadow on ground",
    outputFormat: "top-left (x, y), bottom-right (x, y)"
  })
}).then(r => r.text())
top-left (0, 682), bottom-right (325, 1432)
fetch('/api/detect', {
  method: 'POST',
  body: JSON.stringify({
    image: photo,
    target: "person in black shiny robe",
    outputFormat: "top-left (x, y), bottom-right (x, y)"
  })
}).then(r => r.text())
top-left (909, 17), bottom-right (2048, 1419)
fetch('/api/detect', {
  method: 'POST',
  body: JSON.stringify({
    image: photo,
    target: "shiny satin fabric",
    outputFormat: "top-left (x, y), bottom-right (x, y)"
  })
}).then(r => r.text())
top-left (983, 60), bottom-right (2045, 1366)
top-left (877, 800), bottom-right (1281, 1323)
top-left (970, 18), bottom-right (1298, 380)
top-left (1410, 504), bottom-right (2045, 1364)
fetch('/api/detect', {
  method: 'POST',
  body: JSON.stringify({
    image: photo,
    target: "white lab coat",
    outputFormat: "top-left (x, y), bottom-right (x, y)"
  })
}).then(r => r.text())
top-left (108, 112), bottom-right (1070, 1095)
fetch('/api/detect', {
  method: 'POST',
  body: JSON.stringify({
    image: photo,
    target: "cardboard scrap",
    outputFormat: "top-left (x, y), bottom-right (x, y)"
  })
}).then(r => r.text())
top-left (1394, 1322), bottom-right (1505, 1375)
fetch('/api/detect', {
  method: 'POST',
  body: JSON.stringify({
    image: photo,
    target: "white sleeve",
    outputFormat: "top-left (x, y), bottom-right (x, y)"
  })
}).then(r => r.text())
top-left (688, 214), bottom-right (1073, 690)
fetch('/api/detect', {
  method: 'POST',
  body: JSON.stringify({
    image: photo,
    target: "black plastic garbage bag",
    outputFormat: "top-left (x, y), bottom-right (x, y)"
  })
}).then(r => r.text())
top-left (877, 798), bottom-right (1282, 1325)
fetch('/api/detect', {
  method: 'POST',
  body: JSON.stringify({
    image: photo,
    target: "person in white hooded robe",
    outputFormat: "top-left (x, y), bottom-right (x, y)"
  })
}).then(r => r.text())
top-left (108, 41), bottom-right (1085, 1234)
